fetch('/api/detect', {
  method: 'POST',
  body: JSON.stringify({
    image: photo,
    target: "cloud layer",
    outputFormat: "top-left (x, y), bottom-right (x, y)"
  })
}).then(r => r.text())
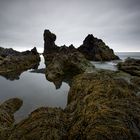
top-left (0, 0), bottom-right (140, 52)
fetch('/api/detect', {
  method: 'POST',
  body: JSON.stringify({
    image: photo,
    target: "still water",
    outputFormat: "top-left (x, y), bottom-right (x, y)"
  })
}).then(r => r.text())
top-left (0, 52), bottom-right (140, 121)
top-left (0, 56), bottom-right (69, 121)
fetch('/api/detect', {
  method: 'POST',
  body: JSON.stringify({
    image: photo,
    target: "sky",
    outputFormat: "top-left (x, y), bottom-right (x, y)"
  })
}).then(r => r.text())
top-left (0, 0), bottom-right (140, 52)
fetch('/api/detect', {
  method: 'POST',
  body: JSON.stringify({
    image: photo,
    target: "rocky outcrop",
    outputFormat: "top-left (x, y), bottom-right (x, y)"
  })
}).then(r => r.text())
top-left (0, 47), bottom-right (20, 57)
top-left (43, 30), bottom-right (59, 54)
top-left (45, 46), bottom-right (94, 83)
top-left (0, 47), bottom-right (40, 79)
top-left (6, 107), bottom-right (67, 140)
top-left (66, 71), bottom-right (140, 139)
top-left (118, 58), bottom-right (140, 77)
top-left (0, 98), bottom-right (23, 127)
top-left (1, 70), bottom-right (140, 139)
top-left (43, 30), bottom-right (119, 61)
top-left (43, 30), bottom-right (95, 85)
top-left (0, 98), bottom-right (22, 140)
top-left (78, 34), bottom-right (119, 61)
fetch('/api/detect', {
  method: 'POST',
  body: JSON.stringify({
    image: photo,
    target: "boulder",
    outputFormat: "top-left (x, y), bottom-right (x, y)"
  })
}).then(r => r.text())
top-left (78, 34), bottom-right (119, 61)
top-left (118, 58), bottom-right (140, 77)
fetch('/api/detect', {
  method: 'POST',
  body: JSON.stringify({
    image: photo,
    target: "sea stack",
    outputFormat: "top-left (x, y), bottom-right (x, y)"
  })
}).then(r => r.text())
top-left (78, 34), bottom-right (119, 61)
top-left (43, 30), bottom-right (58, 54)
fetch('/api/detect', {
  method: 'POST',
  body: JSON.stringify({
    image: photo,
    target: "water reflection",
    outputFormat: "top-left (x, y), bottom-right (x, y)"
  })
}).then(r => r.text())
top-left (0, 56), bottom-right (70, 121)
top-left (0, 62), bottom-right (40, 81)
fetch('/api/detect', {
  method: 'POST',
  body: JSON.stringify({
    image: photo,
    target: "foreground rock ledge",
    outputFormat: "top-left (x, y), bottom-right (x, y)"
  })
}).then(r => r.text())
top-left (1, 70), bottom-right (140, 140)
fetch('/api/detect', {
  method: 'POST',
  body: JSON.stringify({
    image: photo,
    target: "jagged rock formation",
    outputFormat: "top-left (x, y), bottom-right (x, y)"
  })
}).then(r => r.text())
top-left (43, 30), bottom-right (58, 54)
top-left (0, 47), bottom-right (40, 79)
top-left (118, 58), bottom-right (140, 77)
top-left (43, 30), bottom-right (119, 61)
top-left (0, 47), bottom-right (20, 57)
top-left (78, 34), bottom-right (119, 61)
top-left (43, 30), bottom-right (95, 85)
top-left (45, 46), bottom-right (94, 83)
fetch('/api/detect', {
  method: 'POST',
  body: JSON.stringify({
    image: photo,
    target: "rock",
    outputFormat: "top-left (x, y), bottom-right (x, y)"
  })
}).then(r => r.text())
top-left (43, 30), bottom-right (95, 84)
top-left (0, 47), bottom-right (20, 57)
top-left (45, 46), bottom-right (94, 83)
top-left (43, 30), bottom-right (59, 54)
top-left (118, 58), bottom-right (140, 77)
top-left (1, 70), bottom-right (140, 139)
top-left (78, 34), bottom-right (119, 61)
top-left (0, 47), bottom-right (40, 78)
top-left (0, 98), bottom-right (23, 127)
top-left (31, 47), bottom-right (39, 55)
top-left (5, 107), bottom-right (67, 140)
top-left (66, 71), bottom-right (140, 139)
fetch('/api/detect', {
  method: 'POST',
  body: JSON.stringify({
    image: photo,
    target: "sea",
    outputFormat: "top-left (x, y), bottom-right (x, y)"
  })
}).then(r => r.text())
top-left (0, 52), bottom-right (140, 121)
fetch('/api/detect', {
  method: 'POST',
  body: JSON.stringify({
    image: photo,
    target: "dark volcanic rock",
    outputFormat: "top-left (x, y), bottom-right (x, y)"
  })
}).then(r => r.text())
top-left (0, 47), bottom-right (40, 79)
top-left (43, 30), bottom-right (59, 54)
top-left (118, 58), bottom-right (140, 77)
top-left (0, 47), bottom-right (20, 57)
top-left (78, 34), bottom-right (119, 61)
top-left (43, 30), bottom-right (95, 85)
top-left (45, 46), bottom-right (94, 83)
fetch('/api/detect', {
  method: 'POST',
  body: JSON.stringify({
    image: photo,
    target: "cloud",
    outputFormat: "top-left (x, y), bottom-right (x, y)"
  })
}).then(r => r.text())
top-left (0, 0), bottom-right (140, 52)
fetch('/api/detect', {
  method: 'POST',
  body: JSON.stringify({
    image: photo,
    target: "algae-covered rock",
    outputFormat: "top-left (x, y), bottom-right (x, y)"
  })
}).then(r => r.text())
top-left (7, 107), bottom-right (67, 140)
top-left (0, 98), bottom-right (22, 140)
top-left (1, 71), bottom-right (140, 140)
top-left (66, 71), bottom-right (140, 139)
top-left (78, 34), bottom-right (119, 61)
top-left (0, 47), bottom-right (40, 79)
top-left (0, 98), bottom-right (23, 127)
top-left (118, 58), bottom-right (140, 77)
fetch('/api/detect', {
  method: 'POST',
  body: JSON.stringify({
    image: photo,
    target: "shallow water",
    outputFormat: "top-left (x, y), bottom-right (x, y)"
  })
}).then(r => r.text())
top-left (0, 52), bottom-right (140, 121)
top-left (92, 52), bottom-right (140, 71)
top-left (0, 56), bottom-right (69, 121)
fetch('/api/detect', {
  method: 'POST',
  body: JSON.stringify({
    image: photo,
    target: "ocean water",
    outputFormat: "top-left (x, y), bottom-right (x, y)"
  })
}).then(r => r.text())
top-left (92, 52), bottom-right (140, 71)
top-left (0, 52), bottom-right (139, 121)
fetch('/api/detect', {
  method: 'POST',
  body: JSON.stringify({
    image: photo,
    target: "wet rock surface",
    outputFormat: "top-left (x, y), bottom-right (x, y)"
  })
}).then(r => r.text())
top-left (0, 47), bottom-right (40, 80)
top-left (66, 71), bottom-right (140, 140)
top-left (45, 46), bottom-right (94, 83)
top-left (78, 34), bottom-right (119, 61)
top-left (118, 58), bottom-right (140, 77)
top-left (1, 70), bottom-right (140, 140)
top-left (0, 98), bottom-right (22, 140)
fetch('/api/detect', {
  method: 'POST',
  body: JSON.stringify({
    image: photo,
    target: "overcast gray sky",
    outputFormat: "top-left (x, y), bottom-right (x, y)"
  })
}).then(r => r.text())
top-left (0, 0), bottom-right (140, 52)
